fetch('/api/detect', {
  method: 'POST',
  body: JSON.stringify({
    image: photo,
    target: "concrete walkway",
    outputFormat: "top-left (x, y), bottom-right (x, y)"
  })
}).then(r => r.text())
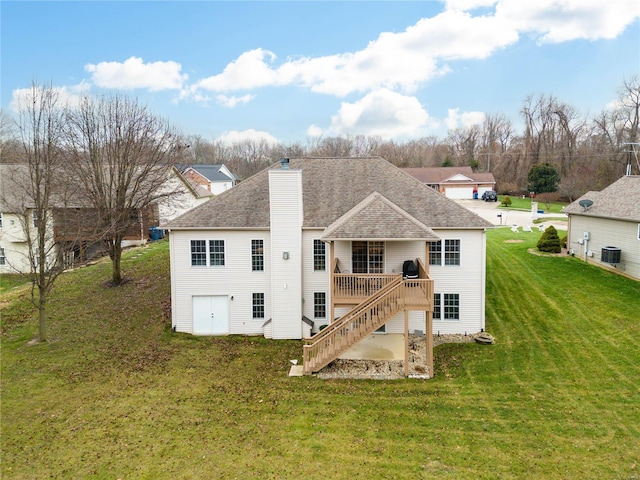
top-left (454, 199), bottom-right (567, 228)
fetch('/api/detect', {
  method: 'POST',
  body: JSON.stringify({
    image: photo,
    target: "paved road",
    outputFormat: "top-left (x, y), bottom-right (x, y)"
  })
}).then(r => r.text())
top-left (454, 199), bottom-right (567, 228)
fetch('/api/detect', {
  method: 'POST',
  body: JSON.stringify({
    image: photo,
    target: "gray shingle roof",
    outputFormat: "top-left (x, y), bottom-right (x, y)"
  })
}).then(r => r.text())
top-left (164, 157), bottom-right (493, 230)
top-left (402, 167), bottom-right (496, 185)
top-left (321, 192), bottom-right (441, 241)
top-left (178, 164), bottom-right (237, 182)
top-left (563, 175), bottom-right (640, 222)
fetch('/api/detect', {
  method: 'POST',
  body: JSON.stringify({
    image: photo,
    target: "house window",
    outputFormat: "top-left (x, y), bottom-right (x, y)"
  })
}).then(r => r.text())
top-left (251, 239), bottom-right (264, 271)
top-left (252, 293), bottom-right (265, 319)
top-left (433, 293), bottom-right (460, 321)
top-left (313, 240), bottom-right (326, 271)
top-left (32, 210), bottom-right (39, 228)
top-left (209, 240), bottom-right (225, 266)
top-left (637, 224), bottom-right (640, 240)
top-left (429, 241), bottom-right (442, 265)
top-left (190, 240), bottom-right (225, 267)
top-left (0, 247), bottom-right (5, 265)
top-left (444, 240), bottom-right (461, 266)
top-left (430, 240), bottom-right (461, 266)
top-left (352, 241), bottom-right (384, 274)
top-left (34, 247), bottom-right (39, 267)
top-left (314, 292), bottom-right (326, 319)
top-left (433, 293), bottom-right (441, 320)
top-left (0, 212), bottom-right (3, 228)
top-left (190, 240), bottom-right (207, 266)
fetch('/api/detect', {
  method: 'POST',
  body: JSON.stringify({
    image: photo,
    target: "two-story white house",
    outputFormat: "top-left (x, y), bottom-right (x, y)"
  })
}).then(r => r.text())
top-left (164, 157), bottom-right (493, 374)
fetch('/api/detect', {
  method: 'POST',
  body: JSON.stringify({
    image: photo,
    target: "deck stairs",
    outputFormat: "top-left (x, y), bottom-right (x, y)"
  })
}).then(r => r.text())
top-left (303, 276), bottom-right (429, 374)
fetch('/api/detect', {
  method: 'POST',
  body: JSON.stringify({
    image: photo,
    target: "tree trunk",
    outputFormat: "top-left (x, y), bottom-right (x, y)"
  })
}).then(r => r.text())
top-left (112, 238), bottom-right (123, 285)
top-left (38, 284), bottom-right (47, 342)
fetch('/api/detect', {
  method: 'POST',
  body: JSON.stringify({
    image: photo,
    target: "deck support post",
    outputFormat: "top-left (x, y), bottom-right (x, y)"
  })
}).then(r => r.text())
top-left (404, 310), bottom-right (409, 377)
top-left (330, 241), bottom-right (335, 325)
top-left (426, 309), bottom-right (433, 377)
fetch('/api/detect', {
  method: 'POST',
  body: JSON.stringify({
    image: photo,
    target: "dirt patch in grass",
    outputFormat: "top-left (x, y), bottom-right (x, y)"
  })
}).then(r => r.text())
top-left (504, 239), bottom-right (524, 243)
top-left (317, 333), bottom-right (478, 379)
top-left (527, 247), bottom-right (566, 257)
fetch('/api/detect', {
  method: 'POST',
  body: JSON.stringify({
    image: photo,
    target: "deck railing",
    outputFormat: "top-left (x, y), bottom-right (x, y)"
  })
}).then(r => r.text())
top-left (332, 273), bottom-right (398, 303)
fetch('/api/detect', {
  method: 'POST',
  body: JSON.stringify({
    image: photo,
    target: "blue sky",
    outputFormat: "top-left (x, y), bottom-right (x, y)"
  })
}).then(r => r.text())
top-left (2, 1), bottom-right (639, 145)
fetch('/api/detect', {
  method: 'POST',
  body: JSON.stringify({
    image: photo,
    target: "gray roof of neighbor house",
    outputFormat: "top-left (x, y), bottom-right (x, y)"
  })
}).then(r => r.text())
top-left (178, 164), bottom-right (237, 182)
top-left (563, 175), bottom-right (640, 222)
top-left (402, 166), bottom-right (496, 185)
top-left (164, 157), bottom-right (492, 231)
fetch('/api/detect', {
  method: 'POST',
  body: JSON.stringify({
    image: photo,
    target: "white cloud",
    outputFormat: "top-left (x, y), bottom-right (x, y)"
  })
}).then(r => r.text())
top-left (181, 0), bottom-right (636, 102)
top-left (215, 129), bottom-right (280, 146)
top-left (85, 56), bottom-right (187, 91)
top-left (495, 0), bottom-right (640, 43)
top-left (445, 108), bottom-right (485, 130)
top-left (215, 94), bottom-right (255, 108)
top-left (194, 49), bottom-right (281, 92)
top-left (307, 125), bottom-right (323, 137)
top-left (320, 89), bottom-right (434, 139)
top-left (10, 81), bottom-right (90, 112)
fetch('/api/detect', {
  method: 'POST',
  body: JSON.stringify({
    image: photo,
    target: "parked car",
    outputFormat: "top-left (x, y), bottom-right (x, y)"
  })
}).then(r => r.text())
top-left (482, 190), bottom-right (498, 202)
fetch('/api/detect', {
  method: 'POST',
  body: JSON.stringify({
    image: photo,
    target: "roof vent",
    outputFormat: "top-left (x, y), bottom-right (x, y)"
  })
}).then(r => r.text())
top-left (280, 158), bottom-right (290, 170)
top-left (578, 199), bottom-right (593, 212)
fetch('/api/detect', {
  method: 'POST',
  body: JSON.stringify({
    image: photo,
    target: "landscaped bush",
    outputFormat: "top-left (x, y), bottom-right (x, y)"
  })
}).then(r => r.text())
top-left (501, 195), bottom-right (512, 207)
top-left (537, 225), bottom-right (562, 253)
top-left (560, 234), bottom-right (567, 249)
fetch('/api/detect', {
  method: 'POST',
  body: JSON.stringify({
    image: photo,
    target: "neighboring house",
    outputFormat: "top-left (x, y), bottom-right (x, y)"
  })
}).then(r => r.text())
top-left (163, 157), bottom-right (493, 374)
top-left (0, 164), bottom-right (210, 274)
top-left (563, 175), bottom-right (640, 281)
top-left (403, 166), bottom-right (496, 200)
top-left (177, 164), bottom-right (238, 195)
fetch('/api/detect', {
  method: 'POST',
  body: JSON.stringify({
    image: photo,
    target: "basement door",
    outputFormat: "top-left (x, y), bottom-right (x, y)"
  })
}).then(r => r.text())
top-left (192, 295), bottom-right (229, 335)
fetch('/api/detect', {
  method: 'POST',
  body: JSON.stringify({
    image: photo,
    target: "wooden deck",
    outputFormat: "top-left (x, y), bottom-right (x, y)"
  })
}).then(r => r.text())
top-left (303, 264), bottom-right (434, 375)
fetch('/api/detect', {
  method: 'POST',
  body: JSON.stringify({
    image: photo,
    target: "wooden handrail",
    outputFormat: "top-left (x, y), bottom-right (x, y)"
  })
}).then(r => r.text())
top-left (306, 276), bottom-right (402, 345)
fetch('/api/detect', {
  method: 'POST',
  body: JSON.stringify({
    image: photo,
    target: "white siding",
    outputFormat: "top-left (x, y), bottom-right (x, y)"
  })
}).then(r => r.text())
top-left (157, 174), bottom-right (210, 224)
top-left (568, 216), bottom-right (640, 280)
top-left (302, 230), bottom-right (331, 330)
top-left (269, 170), bottom-right (304, 339)
top-left (429, 229), bottom-right (486, 335)
top-left (169, 229), bottom-right (271, 335)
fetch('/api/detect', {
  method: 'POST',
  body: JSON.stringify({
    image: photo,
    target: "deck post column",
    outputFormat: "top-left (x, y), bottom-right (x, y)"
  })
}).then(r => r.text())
top-left (404, 310), bottom-right (409, 377)
top-left (329, 241), bottom-right (335, 325)
top-left (426, 310), bottom-right (433, 377)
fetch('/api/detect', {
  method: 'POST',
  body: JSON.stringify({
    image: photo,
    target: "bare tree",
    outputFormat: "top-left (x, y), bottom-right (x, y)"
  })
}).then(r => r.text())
top-left (3, 83), bottom-right (67, 342)
top-left (66, 94), bottom-right (183, 285)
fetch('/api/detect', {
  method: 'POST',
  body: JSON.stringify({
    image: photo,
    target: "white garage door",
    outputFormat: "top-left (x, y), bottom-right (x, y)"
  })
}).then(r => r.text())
top-left (192, 295), bottom-right (229, 335)
top-left (445, 187), bottom-right (474, 199)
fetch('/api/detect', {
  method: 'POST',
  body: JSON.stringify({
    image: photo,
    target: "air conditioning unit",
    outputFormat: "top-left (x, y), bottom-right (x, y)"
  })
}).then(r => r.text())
top-left (601, 247), bottom-right (621, 264)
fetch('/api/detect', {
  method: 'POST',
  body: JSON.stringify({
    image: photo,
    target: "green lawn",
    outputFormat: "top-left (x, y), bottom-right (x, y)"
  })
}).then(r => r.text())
top-left (498, 195), bottom-right (567, 214)
top-left (2, 232), bottom-right (639, 479)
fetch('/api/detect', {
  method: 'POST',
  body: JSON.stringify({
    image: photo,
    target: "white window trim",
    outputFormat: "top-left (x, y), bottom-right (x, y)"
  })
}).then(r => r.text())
top-left (252, 292), bottom-right (265, 320)
top-left (313, 291), bottom-right (328, 320)
top-left (313, 239), bottom-right (326, 272)
top-left (430, 239), bottom-right (462, 267)
top-left (433, 293), bottom-right (460, 321)
top-left (189, 239), bottom-right (226, 268)
top-left (251, 238), bottom-right (265, 272)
